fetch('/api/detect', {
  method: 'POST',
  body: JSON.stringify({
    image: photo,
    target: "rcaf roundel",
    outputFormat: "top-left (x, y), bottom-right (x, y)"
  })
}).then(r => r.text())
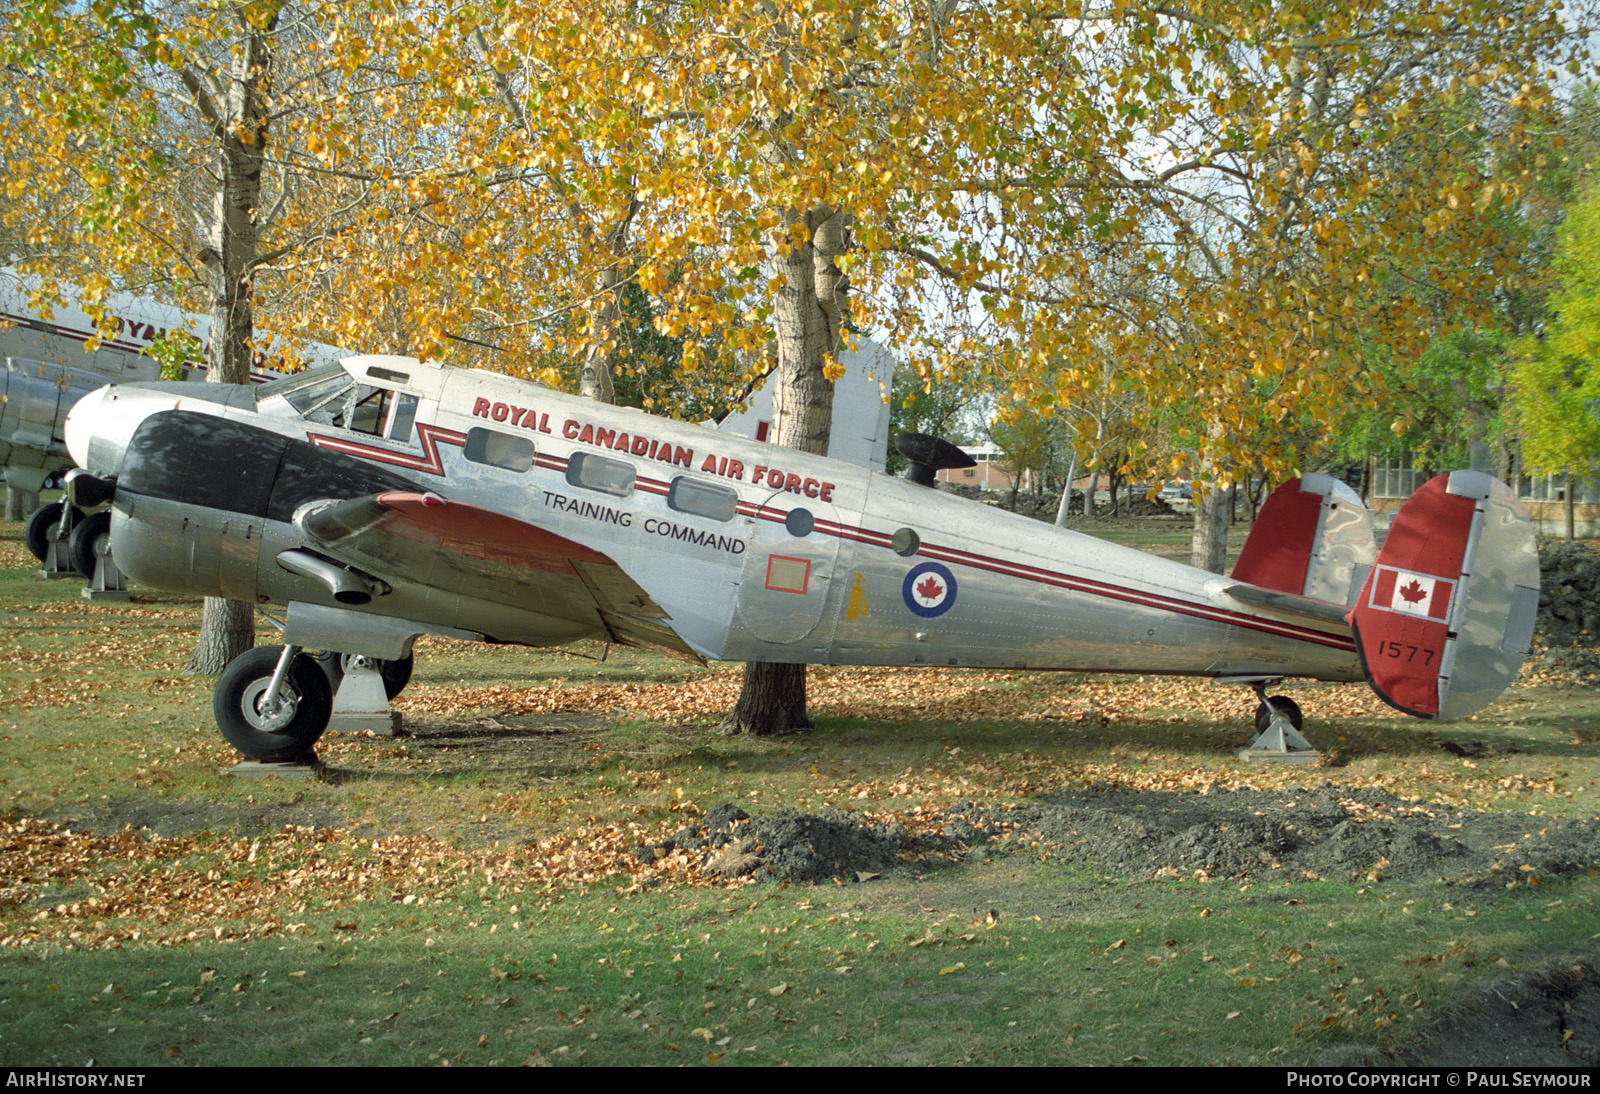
top-left (1368, 565), bottom-right (1454, 621)
top-left (903, 561), bottom-right (957, 618)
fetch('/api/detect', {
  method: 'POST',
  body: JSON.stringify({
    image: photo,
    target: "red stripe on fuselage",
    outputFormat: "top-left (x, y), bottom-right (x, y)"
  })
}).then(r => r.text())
top-left (325, 431), bottom-right (1352, 654)
top-left (308, 422), bottom-right (468, 475)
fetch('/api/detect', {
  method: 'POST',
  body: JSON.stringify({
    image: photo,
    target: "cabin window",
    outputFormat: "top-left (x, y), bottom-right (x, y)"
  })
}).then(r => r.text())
top-left (667, 477), bottom-right (738, 522)
top-left (465, 427), bottom-right (534, 473)
top-left (892, 527), bottom-right (921, 557)
top-left (566, 452), bottom-right (635, 497)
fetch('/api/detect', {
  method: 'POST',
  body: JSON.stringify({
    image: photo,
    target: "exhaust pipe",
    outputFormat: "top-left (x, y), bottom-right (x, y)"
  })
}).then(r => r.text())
top-left (275, 548), bottom-right (387, 606)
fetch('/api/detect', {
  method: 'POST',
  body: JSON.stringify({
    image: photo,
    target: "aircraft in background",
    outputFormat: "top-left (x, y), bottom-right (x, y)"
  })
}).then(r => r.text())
top-left (58, 352), bottom-right (1540, 764)
top-left (0, 267), bottom-right (346, 575)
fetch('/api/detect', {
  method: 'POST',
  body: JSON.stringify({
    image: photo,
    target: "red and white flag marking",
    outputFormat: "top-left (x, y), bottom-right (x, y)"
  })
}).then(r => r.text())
top-left (1369, 565), bottom-right (1454, 621)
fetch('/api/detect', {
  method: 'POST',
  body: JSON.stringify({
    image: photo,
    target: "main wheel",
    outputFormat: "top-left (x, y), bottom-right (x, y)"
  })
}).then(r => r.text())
top-left (1254, 695), bottom-right (1304, 734)
top-left (68, 511), bottom-right (111, 578)
top-left (213, 646), bottom-right (334, 762)
top-left (24, 502), bottom-right (63, 562)
top-left (314, 651), bottom-right (414, 699)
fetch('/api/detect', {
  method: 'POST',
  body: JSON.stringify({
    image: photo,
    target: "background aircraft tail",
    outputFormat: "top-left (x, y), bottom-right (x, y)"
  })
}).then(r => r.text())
top-left (713, 338), bottom-right (893, 471)
top-left (1347, 471), bottom-right (1540, 719)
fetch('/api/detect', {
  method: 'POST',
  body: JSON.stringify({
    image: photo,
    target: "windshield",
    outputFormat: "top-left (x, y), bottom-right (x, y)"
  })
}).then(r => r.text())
top-left (256, 362), bottom-right (416, 440)
top-left (255, 363), bottom-right (348, 406)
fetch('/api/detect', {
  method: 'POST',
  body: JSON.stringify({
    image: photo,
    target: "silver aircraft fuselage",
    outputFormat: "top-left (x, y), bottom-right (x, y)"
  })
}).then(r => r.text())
top-left (63, 355), bottom-right (1363, 684)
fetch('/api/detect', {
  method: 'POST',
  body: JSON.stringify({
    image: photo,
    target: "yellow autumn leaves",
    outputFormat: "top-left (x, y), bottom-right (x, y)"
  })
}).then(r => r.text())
top-left (0, 0), bottom-right (1587, 476)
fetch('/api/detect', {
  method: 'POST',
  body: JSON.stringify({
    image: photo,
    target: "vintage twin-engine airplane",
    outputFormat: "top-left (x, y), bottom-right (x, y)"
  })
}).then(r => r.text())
top-left (59, 353), bottom-right (1540, 763)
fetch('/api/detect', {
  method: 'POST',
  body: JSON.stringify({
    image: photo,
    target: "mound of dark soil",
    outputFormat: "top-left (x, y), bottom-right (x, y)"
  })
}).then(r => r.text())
top-left (652, 784), bottom-right (1600, 888)
top-left (639, 802), bottom-right (966, 883)
top-left (956, 784), bottom-right (1600, 886)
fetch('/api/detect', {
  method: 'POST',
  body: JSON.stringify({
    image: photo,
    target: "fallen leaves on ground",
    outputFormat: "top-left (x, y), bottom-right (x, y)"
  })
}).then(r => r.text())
top-left (0, 799), bottom-right (974, 951)
top-left (395, 664), bottom-right (1396, 725)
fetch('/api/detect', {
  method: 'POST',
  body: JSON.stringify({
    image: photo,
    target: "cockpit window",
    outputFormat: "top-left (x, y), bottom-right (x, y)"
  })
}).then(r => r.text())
top-left (255, 363), bottom-right (346, 405)
top-left (258, 365), bottom-right (417, 442)
top-left (279, 372), bottom-right (358, 423)
top-left (347, 387), bottom-right (389, 435)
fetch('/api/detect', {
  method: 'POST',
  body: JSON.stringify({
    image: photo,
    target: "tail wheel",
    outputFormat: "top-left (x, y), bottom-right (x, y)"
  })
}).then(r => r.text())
top-left (315, 651), bottom-right (414, 699)
top-left (24, 502), bottom-right (63, 562)
top-left (68, 511), bottom-right (111, 578)
top-left (1254, 695), bottom-right (1304, 734)
top-left (214, 646), bottom-right (334, 762)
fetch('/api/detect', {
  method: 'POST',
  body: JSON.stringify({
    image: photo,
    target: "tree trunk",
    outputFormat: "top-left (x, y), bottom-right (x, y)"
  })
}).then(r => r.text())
top-left (188, 598), bottom-right (258, 676)
top-left (577, 200), bottom-right (639, 404)
top-left (1566, 472), bottom-right (1576, 541)
top-left (1190, 483), bottom-right (1230, 574)
top-left (1054, 446), bottom-right (1078, 526)
top-left (182, 5), bottom-right (278, 675)
top-left (721, 203), bottom-right (848, 736)
top-left (5, 488), bottom-right (39, 521)
top-left (721, 661), bottom-right (814, 737)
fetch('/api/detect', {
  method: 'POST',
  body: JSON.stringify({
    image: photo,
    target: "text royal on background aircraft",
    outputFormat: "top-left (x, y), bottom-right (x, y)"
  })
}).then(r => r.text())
top-left (0, 267), bottom-right (347, 575)
top-left (59, 353), bottom-right (1540, 764)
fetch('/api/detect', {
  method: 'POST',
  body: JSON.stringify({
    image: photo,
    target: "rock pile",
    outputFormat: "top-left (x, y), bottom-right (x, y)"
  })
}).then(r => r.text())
top-left (1531, 539), bottom-right (1600, 685)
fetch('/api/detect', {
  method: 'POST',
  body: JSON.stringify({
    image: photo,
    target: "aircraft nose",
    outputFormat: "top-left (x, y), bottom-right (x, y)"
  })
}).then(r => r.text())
top-left (64, 385), bottom-right (125, 474)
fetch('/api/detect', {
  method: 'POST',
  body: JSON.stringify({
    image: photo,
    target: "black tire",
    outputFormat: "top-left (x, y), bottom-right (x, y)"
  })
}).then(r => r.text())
top-left (213, 646), bottom-right (334, 762)
top-left (380, 653), bottom-right (414, 697)
top-left (24, 502), bottom-right (63, 562)
top-left (315, 650), bottom-right (414, 700)
top-left (1254, 695), bottom-right (1304, 734)
top-left (68, 511), bottom-right (111, 578)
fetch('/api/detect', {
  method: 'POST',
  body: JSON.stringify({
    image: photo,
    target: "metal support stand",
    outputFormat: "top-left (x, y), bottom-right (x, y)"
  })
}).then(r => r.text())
top-left (80, 535), bottom-right (129, 601)
top-left (1236, 683), bottom-right (1320, 764)
top-left (226, 755), bottom-right (326, 780)
top-left (328, 656), bottom-right (402, 736)
top-left (36, 506), bottom-right (79, 579)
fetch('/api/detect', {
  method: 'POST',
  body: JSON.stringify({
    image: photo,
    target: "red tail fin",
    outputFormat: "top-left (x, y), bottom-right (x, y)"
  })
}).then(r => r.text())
top-left (1232, 474), bottom-right (1375, 606)
top-left (1348, 472), bottom-right (1539, 719)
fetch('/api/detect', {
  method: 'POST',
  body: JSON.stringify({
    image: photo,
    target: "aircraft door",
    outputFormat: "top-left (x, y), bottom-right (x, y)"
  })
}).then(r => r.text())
top-left (735, 491), bottom-right (841, 647)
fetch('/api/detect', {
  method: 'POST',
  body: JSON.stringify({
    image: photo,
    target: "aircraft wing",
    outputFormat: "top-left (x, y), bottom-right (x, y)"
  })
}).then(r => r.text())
top-left (297, 491), bottom-right (703, 661)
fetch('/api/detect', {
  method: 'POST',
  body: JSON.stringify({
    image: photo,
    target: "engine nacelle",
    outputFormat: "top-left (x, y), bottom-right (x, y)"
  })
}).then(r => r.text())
top-left (106, 408), bottom-right (417, 606)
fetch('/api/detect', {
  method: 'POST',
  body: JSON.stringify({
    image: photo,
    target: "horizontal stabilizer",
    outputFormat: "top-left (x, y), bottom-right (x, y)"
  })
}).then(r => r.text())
top-left (1348, 472), bottom-right (1539, 719)
top-left (1220, 581), bottom-right (1353, 627)
top-left (1231, 474), bottom-right (1375, 606)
